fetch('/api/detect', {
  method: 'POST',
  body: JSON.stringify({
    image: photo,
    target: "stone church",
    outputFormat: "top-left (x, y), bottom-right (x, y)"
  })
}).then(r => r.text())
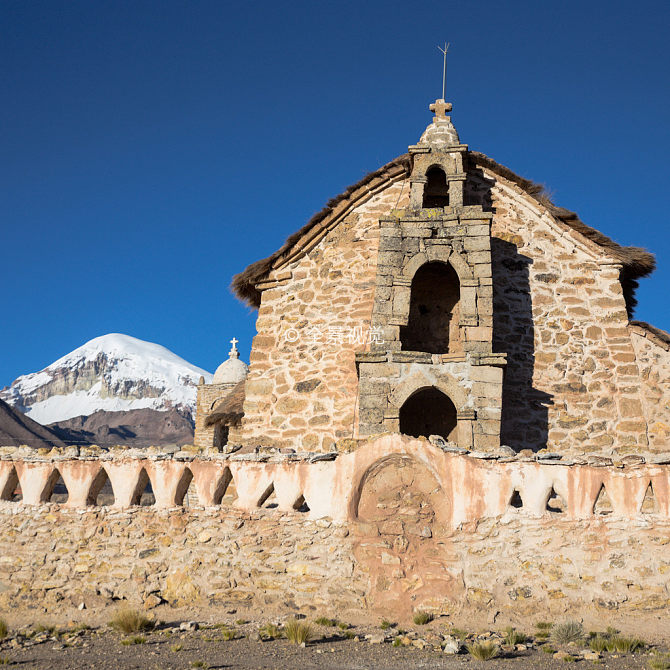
top-left (195, 97), bottom-right (670, 457)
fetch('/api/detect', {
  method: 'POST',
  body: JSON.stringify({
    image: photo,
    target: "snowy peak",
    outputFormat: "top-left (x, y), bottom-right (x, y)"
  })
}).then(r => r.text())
top-left (1, 334), bottom-right (213, 425)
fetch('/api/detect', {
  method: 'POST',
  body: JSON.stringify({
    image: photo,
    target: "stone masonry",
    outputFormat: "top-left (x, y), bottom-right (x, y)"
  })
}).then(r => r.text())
top-left (356, 101), bottom-right (506, 449)
top-left (225, 97), bottom-right (670, 458)
top-left (1, 434), bottom-right (669, 624)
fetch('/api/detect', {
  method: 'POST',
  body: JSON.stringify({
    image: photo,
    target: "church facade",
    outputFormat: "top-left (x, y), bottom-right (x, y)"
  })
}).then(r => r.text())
top-left (196, 98), bottom-right (670, 457)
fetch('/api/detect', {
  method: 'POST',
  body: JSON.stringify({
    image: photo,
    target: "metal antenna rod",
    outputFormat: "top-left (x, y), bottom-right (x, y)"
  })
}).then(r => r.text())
top-left (437, 42), bottom-right (450, 100)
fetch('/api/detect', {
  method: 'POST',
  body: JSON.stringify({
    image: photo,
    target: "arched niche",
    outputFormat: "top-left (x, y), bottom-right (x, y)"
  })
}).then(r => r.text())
top-left (422, 166), bottom-right (449, 208)
top-left (399, 261), bottom-right (462, 354)
top-left (399, 387), bottom-right (457, 441)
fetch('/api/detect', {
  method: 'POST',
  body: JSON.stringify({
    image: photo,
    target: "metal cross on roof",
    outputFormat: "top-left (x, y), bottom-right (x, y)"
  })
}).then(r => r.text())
top-left (229, 337), bottom-right (239, 358)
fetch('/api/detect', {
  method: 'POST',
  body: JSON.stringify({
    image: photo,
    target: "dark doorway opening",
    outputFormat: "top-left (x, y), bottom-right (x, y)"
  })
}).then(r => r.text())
top-left (422, 167), bottom-right (450, 208)
top-left (399, 387), bottom-right (457, 441)
top-left (400, 262), bottom-right (461, 354)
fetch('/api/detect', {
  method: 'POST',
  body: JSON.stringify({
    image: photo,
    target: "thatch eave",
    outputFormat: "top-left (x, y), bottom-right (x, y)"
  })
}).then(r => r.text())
top-left (231, 151), bottom-right (656, 316)
top-left (204, 380), bottom-right (245, 427)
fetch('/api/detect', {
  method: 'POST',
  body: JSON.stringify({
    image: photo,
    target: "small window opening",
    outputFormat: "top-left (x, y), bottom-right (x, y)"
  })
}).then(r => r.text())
top-left (640, 482), bottom-right (659, 514)
top-left (293, 494), bottom-right (310, 513)
top-left (258, 483), bottom-right (278, 508)
top-left (213, 423), bottom-right (229, 450)
top-left (593, 484), bottom-right (613, 515)
top-left (88, 468), bottom-right (115, 506)
top-left (509, 490), bottom-right (523, 508)
top-left (422, 167), bottom-right (450, 208)
top-left (214, 467), bottom-right (238, 505)
top-left (545, 487), bottom-right (566, 514)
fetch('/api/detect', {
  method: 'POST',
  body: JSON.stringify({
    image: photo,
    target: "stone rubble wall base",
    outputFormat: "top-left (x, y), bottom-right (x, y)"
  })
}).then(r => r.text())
top-left (0, 488), bottom-right (668, 622)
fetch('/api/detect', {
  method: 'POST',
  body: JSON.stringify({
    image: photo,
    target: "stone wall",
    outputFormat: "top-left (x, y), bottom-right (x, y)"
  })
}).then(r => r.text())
top-left (468, 169), bottom-right (670, 456)
top-left (235, 178), bottom-right (409, 451)
top-left (630, 324), bottom-right (670, 451)
top-left (0, 434), bottom-right (669, 624)
top-left (229, 158), bottom-right (669, 457)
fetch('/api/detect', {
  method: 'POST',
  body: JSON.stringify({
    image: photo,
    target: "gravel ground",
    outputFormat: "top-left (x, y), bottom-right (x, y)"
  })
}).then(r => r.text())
top-left (0, 619), bottom-right (666, 670)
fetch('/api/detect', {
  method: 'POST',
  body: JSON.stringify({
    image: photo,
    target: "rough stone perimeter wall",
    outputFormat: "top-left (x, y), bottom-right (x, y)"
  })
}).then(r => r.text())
top-left (0, 435), bottom-right (669, 623)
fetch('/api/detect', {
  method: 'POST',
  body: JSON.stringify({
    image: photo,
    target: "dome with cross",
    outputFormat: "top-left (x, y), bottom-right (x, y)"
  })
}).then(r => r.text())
top-left (212, 337), bottom-right (249, 385)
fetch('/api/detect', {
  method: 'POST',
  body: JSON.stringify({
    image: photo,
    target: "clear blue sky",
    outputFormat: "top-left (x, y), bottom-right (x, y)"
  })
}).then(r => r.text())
top-left (2, 0), bottom-right (669, 386)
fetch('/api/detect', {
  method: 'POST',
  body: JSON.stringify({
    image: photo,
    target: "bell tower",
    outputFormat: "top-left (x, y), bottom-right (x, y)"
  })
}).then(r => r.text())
top-left (355, 99), bottom-right (507, 450)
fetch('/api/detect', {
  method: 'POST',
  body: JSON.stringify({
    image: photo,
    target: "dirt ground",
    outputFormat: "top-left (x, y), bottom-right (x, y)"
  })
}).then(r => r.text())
top-left (0, 615), bottom-right (667, 670)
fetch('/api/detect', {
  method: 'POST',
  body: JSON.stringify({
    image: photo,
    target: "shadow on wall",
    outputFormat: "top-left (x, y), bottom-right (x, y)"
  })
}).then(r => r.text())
top-left (466, 167), bottom-right (552, 452)
top-left (492, 238), bottom-right (552, 451)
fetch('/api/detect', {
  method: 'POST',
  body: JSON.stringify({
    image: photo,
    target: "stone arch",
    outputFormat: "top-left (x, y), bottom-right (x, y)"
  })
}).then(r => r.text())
top-left (351, 449), bottom-right (460, 615)
top-left (41, 468), bottom-right (68, 504)
top-left (427, 247), bottom-right (473, 281)
top-left (389, 369), bottom-right (468, 413)
top-left (346, 434), bottom-right (451, 524)
top-left (130, 468), bottom-right (154, 506)
top-left (402, 248), bottom-right (473, 283)
top-left (399, 387), bottom-right (457, 441)
top-left (389, 371), bottom-right (470, 448)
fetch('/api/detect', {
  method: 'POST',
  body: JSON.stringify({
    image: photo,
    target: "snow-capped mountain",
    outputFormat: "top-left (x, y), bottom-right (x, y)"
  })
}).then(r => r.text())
top-left (1, 334), bottom-right (213, 425)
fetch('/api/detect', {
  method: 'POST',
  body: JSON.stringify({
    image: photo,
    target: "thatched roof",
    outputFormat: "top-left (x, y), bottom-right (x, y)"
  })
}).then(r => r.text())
top-left (232, 152), bottom-right (655, 316)
top-left (204, 380), bottom-right (245, 427)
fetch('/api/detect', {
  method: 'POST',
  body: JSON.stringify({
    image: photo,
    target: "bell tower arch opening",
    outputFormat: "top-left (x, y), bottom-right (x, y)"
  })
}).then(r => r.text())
top-left (399, 387), bottom-right (457, 441)
top-left (422, 166), bottom-right (450, 208)
top-left (400, 261), bottom-right (461, 354)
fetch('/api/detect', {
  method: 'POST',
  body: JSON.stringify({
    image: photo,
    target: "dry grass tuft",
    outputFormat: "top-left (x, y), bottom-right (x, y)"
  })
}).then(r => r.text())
top-left (551, 620), bottom-right (583, 644)
top-left (0, 620), bottom-right (7, 640)
top-left (466, 641), bottom-right (499, 660)
top-left (649, 653), bottom-right (670, 670)
top-left (259, 623), bottom-right (281, 640)
top-left (504, 627), bottom-right (528, 645)
top-left (590, 636), bottom-right (609, 652)
top-left (412, 611), bottom-right (433, 626)
top-left (284, 619), bottom-right (312, 645)
top-left (120, 635), bottom-right (146, 645)
top-left (109, 608), bottom-right (154, 635)
top-left (606, 636), bottom-right (644, 654)
top-left (314, 617), bottom-right (337, 627)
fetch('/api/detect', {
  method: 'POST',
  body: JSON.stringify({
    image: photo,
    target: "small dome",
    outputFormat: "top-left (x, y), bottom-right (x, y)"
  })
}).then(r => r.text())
top-left (212, 338), bottom-right (249, 384)
top-left (419, 119), bottom-right (460, 148)
top-left (213, 357), bottom-right (248, 384)
top-left (418, 99), bottom-right (460, 148)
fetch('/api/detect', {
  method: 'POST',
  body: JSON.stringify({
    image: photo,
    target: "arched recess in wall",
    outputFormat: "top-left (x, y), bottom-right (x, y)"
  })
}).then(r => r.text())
top-left (400, 261), bottom-right (461, 354)
top-left (87, 467), bottom-right (115, 506)
top-left (130, 468), bottom-right (155, 506)
top-left (175, 467), bottom-right (195, 507)
top-left (0, 466), bottom-right (20, 502)
top-left (422, 166), bottom-right (449, 208)
top-left (399, 387), bottom-right (457, 441)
